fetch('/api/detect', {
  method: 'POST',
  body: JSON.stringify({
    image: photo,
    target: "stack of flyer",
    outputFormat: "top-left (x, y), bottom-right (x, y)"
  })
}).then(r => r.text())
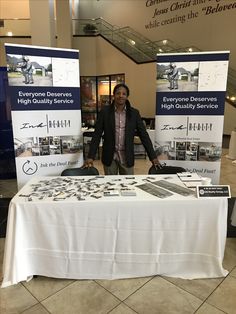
top-left (177, 172), bottom-right (202, 188)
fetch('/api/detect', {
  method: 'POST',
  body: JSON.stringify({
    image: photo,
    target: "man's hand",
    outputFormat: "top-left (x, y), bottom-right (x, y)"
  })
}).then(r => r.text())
top-left (83, 158), bottom-right (94, 168)
top-left (151, 158), bottom-right (162, 169)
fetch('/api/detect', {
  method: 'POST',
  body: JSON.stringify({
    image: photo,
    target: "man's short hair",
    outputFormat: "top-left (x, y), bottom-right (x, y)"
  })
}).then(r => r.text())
top-left (113, 83), bottom-right (130, 97)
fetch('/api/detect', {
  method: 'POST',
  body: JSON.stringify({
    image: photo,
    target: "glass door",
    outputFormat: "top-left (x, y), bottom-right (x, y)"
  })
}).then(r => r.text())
top-left (80, 74), bottom-right (125, 127)
top-left (97, 74), bottom-right (125, 111)
top-left (110, 74), bottom-right (125, 104)
top-left (97, 75), bottom-right (110, 111)
top-left (80, 76), bottom-right (97, 127)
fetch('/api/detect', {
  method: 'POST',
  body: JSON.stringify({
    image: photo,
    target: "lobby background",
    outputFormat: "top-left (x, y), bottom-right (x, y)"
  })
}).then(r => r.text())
top-left (0, 0), bottom-right (236, 134)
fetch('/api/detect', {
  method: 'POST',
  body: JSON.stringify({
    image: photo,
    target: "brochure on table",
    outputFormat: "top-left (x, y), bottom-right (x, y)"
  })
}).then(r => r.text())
top-left (5, 43), bottom-right (82, 189)
top-left (155, 51), bottom-right (230, 184)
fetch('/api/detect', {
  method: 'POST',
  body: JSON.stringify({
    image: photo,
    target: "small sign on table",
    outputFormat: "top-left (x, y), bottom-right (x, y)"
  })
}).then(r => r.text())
top-left (197, 185), bottom-right (231, 198)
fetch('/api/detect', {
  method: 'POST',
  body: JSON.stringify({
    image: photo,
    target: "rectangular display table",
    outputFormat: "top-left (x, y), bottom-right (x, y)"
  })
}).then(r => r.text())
top-left (2, 175), bottom-right (228, 287)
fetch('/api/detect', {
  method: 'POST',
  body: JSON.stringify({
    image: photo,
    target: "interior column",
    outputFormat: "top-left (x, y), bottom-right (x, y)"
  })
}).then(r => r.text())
top-left (55, 0), bottom-right (72, 49)
top-left (29, 0), bottom-right (56, 47)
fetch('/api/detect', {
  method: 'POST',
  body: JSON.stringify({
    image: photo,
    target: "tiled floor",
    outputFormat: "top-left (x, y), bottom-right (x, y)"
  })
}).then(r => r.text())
top-left (0, 237), bottom-right (236, 314)
top-left (0, 149), bottom-right (236, 313)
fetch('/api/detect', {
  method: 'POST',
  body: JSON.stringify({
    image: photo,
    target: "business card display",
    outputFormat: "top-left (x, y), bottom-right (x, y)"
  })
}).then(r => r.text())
top-left (197, 185), bottom-right (231, 198)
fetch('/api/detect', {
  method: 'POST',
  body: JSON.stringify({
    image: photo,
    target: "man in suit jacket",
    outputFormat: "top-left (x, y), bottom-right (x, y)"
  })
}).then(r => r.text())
top-left (84, 83), bottom-right (160, 175)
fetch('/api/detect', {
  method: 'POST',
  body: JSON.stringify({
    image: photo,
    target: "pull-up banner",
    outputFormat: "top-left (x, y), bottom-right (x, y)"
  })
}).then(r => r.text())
top-left (5, 44), bottom-right (82, 189)
top-left (155, 51), bottom-right (230, 184)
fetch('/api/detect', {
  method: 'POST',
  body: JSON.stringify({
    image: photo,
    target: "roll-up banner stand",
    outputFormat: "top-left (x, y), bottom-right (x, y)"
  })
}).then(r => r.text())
top-left (155, 51), bottom-right (230, 184)
top-left (5, 43), bottom-right (82, 189)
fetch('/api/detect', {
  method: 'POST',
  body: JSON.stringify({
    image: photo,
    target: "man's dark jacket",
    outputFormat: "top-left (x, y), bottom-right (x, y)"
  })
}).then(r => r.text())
top-left (88, 102), bottom-right (156, 167)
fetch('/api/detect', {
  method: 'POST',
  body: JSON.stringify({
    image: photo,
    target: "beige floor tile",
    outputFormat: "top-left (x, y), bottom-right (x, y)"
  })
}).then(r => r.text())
top-left (0, 283), bottom-right (38, 314)
top-left (162, 276), bottom-right (224, 301)
top-left (222, 238), bottom-right (236, 272)
top-left (93, 159), bottom-right (105, 175)
top-left (21, 303), bottom-right (50, 314)
top-left (220, 153), bottom-right (236, 197)
top-left (95, 276), bottom-right (152, 301)
top-left (207, 275), bottom-right (236, 314)
top-left (229, 266), bottom-right (236, 278)
top-left (124, 276), bottom-right (202, 314)
top-left (22, 276), bottom-right (75, 301)
top-left (109, 302), bottom-right (137, 314)
top-left (41, 280), bottom-right (120, 314)
top-left (0, 179), bottom-right (18, 197)
top-left (195, 302), bottom-right (225, 314)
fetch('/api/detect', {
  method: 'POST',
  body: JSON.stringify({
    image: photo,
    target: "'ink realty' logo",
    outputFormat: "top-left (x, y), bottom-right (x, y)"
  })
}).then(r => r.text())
top-left (20, 114), bottom-right (71, 133)
top-left (160, 117), bottom-right (213, 136)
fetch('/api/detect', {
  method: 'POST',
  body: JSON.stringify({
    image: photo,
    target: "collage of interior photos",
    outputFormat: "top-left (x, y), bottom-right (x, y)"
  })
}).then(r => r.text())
top-left (14, 135), bottom-right (83, 157)
top-left (155, 141), bottom-right (222, 162)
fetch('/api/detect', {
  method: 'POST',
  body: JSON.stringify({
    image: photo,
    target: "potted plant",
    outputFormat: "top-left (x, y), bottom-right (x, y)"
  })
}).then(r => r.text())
top-left (83, 24), bottom-right (98, 35)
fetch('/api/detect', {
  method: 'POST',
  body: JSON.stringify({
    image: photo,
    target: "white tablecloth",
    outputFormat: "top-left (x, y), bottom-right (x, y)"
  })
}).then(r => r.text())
top-left (2, 175), bottom-right (228, 287)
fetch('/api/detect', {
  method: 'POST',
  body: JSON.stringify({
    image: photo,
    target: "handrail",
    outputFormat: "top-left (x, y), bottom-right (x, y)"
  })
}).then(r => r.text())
top-left (73, 18), bottom-right (236, 104)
